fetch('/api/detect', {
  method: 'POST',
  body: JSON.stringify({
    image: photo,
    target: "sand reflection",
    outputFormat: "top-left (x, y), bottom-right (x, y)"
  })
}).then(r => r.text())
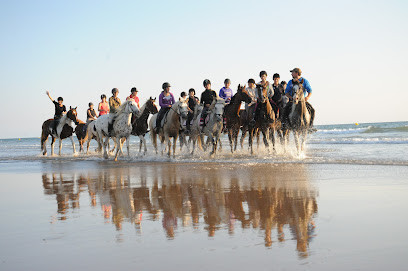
top-left (41, 163), bottom-right (318, 257)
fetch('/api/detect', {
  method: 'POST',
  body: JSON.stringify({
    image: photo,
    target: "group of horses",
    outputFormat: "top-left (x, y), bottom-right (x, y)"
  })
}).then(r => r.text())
top-left (41, 79), bottom-right (313, 160)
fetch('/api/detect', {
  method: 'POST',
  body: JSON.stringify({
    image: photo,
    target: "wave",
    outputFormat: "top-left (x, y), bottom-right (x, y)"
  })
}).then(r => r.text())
top-left (309, 137), bottom-right (408, 144)
top-left (363, 125), bottom-right (408, 134)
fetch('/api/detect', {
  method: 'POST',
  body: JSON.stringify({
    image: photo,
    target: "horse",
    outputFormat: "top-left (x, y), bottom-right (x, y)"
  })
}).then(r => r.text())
top-left (41, 107), bottom-right (78, 156)
top-left (200, 98), bottom-right (225, 155)
top-left (187, 104), bottom-right (204, 155)
top-left (248, 84), bottom-right (276, 155)
top-left (149, 98), bottom-right (188, 157)
top-left (282, 79), bottom-right (312, 155)
top-left (224, 84), bottom-right (252, 153)
top-left (131, 97), bottom-right (158, 155)
top-left (94, 100), bottom-right (140, 160)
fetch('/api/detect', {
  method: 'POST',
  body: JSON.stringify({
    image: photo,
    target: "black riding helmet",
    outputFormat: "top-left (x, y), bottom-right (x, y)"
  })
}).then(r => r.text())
top-left (162, 82), bottom-right (171, 89)
top-left (203, 79), bottom-right (211, 87)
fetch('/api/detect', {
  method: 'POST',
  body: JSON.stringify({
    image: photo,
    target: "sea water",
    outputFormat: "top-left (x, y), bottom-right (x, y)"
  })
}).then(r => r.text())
top-left (0, 121), bottom-right (407, 165)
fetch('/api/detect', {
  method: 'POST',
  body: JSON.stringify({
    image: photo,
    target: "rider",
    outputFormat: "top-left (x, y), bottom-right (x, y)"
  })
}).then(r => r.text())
top-left (86, 102), bottom-right (97, 124)
top-left (200, 79), bottom-right (217, 132)
top-left (46, 91), bottom-right (66, 134)
top-left (98, 94), bottom-right (109, 116)
top-left (126, 87), bottom-right (140, 108)
top-left (109, 88), bottom-right (121, 114)
top-left (155, 82), bottom-right (175, 133)
top-left (284, 67), bottom-right (315, 127)
top-left (219, 78), bottom-right (233, 104)
top-left (270, 73), bottom-right (284, 119)
top-left (186, 88), bottom-right (199, 132)
top-left (257, 71), bottom-right (274, 99)
top-left (245, 79), bottom-right (257, 125)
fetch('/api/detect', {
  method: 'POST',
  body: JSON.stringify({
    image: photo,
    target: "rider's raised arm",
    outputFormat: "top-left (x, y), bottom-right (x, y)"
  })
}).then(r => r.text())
top-left (46, 91), bottom-right (54, 102)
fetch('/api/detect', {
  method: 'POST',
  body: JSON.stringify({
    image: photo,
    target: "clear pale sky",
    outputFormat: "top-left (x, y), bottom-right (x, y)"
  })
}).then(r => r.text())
top-left (0, 0), bottom-right (407, 138)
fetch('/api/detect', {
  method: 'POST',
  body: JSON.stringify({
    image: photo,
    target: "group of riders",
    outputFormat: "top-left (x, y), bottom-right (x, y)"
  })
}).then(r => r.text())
top-left (46, 67), bottom-right (314, 136)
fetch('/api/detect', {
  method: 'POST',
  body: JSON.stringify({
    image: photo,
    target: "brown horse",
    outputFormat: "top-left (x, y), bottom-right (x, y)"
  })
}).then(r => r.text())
top-left (41, 107), bottom-right (78, 156)
top-left (131, 97), bottom-right (158, 155)
top-left (149, 99), bottom-right (188, 157)
top-left (224, 84), bottom-right (252, 153)
top-left (248, 84), bottom-right (276, 154)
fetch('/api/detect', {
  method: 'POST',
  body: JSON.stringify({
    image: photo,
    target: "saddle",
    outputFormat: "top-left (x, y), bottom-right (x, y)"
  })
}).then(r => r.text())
top-left (199, 115), bottom-right (210, 127)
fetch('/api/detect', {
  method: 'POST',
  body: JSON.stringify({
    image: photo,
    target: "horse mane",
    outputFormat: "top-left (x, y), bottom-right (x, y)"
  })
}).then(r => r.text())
top-left (115, 100), bottom-right (134, 115)
top-left (139, 101), bottom-right (147, 114)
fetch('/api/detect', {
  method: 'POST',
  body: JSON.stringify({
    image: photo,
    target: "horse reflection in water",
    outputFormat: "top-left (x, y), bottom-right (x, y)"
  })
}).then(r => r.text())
top-left (41, 163), bottom-right (317, 257)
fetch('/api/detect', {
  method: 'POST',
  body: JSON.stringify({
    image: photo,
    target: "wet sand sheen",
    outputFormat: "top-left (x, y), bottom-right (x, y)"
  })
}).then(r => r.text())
top-left (0, 161), bottom-right (407, 270)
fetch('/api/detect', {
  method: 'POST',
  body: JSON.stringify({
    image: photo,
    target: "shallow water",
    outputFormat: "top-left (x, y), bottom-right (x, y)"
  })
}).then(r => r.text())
top-left (0, 161), bottom-right (407, 270)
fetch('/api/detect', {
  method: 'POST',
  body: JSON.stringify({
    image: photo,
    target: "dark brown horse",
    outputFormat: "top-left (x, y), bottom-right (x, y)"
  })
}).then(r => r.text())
top-left (74, 119), bottom-right (99, 153)
top-left (131, 97), bottom-right (158, 155)
top-left (41, 107), bottom-right (78, 155)
top-left (281, 79), bottom-right (312, 155)
top-left (224, 85), bottom-right (252, 153)
top-left (248, 84), bottom-right (276, 154)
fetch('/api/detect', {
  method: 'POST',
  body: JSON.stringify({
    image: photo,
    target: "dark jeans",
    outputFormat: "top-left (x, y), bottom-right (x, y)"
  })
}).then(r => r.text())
top-left (200, 107), bottom-right (210, 127)
top-left (156, 107), bottom-right (171, 129)
top-left (186, 111), bottom-right (194, 130)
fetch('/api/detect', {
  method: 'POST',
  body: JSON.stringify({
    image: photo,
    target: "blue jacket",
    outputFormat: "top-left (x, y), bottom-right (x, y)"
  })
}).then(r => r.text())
top-left (285, 78), bottom-right (312, 97)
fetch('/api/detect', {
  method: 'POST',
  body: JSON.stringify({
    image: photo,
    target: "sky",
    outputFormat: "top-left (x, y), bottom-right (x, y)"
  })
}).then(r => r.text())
top-left (0, 0), bottom-right (407, 138)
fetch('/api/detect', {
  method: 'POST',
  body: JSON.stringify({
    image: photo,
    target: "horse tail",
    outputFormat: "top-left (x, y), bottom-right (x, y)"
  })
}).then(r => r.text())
top-left (197, 134), bottom-right (203, 151)
top-left (41, 120), bottom-right (50, 152)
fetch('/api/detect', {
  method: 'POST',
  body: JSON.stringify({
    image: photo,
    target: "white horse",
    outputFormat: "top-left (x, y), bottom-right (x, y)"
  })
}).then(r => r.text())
top-left (187, 104), bottom-right (204, 155)
top-left (94, 100), bottom-right (140, 160)
top-left (149, 98), bottom-right (189, 157)
top-left (200, 98), bottom-right (225, 155)
top-left (41, 107), bottom-right (78, 156)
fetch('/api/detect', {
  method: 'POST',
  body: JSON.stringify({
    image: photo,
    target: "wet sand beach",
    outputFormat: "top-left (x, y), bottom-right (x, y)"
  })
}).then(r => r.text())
top-left (0, 160), bottom-right (407, 270)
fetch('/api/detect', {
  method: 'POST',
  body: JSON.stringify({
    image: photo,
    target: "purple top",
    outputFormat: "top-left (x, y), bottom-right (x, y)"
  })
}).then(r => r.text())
top-left (159, 92), bottom-right (175, 108)
top-left (219, 87), bottom-right (233, 103)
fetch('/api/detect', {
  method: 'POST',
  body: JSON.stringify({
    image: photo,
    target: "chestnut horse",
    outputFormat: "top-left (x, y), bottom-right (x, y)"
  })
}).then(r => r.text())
top-left (224, 84), bottom-right (252, 153)
top-left (131, 97), bottom-right (158, 155)
top-left (41, 107), bottom-right (78, 156)
top-left (149, 98), bottom-right (188, 157)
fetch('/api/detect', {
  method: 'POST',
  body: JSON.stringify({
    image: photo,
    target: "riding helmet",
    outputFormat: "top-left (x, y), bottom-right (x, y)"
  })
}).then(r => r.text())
top-left (203, 79), bottom-right (211, 87)
top-left (162, 82), bottom-right (171, 89)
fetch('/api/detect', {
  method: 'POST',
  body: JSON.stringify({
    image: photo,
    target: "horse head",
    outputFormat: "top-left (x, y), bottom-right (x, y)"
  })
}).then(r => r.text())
top-left (176, 98), bottom-right (188, 119)
top-left (256, 84), bottom-right (268, 103)
top-left (292, 80), bottom-right (305, 105)
top-left (67, 106), bottom-right (78, 123)
top-left (236, 84), bottom-right (252, 104)
top-left (147, 97), bottom-right (159, 114)
top-left (212, 98), bottom-right (225, 122)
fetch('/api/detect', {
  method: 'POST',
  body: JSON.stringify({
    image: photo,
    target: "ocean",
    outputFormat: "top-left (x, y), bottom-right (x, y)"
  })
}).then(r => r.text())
top-left (1, 121), bottom-right (407, 270)
top-left (1, 121), bottom-right (407, 165)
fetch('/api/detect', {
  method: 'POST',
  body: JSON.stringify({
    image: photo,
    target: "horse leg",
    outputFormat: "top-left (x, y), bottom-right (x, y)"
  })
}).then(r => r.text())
top-left (228, 130), bottom-right (234, 153)
top-left (41, 131), bottom-right (49, 156)
top-left (114, 137), bottom-right (121, 161)
top-left (270, 127), bottom-right (276, 153)
top-left (126, 137), bottom-right (130, 156)
top-left (233, 129), bottom-right (238, 152)
top-left (172, 136), bottom-right (177, 158)
top-left (248, 129), bottom-right (254, 155)
top-left (262, 129), bottom-right (270, 153)
top-left (151, 132), bottom-right (158, 155)
top-left (240, 128), bottom-right (247, 149)
top-left (293, 130), bottom-right (300, 156)
top-left (70, 136), bottom-right (77, 155)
